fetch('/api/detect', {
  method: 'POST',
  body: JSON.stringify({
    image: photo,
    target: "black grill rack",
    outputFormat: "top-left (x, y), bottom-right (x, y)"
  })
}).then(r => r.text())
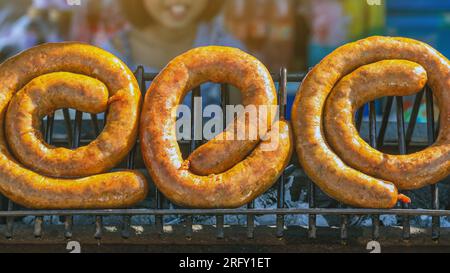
top-left (0, 66), bottom-right (448, 244)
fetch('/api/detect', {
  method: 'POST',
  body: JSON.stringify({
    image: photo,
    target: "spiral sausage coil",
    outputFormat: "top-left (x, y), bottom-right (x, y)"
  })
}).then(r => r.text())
top-left (0, 43), bottom-right (148, 209)
top-left (292, 36), bottom-right (450, 208)
top-left (140, 46), bottom-right (293, 208)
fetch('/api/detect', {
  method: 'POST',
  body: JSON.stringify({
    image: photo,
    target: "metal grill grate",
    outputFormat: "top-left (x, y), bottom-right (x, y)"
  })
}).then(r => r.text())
top-left (0, 66), bottom-right (448, 243)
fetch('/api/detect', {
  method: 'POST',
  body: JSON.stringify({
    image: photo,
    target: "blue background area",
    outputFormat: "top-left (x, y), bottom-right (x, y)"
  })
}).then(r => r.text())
top-left (387, 0), bottom-right (450, 58)
top-left (285, 0), bottom-right (450, 120)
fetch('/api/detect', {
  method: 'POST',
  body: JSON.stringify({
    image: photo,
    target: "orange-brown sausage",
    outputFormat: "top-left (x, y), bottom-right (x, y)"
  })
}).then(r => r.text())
top-left (0, 43), bottom-right (148, 209)
top-left (292, 36), bottom-right (450, 208)
top-left (140, 46), bottom-right (293, 208)
top-left (6, 72), bottom-right (110, 177)
top-left (325, 60), bottom-right (449, 190)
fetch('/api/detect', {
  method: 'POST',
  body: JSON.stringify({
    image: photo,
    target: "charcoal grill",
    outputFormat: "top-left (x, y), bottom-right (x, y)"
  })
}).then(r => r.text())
top-left (0, 66), bottom-right (448, 247)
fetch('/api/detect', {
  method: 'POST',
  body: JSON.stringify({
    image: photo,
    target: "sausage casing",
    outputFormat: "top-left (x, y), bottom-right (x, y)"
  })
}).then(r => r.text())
top-left (140, 46), bottom-right (293, 208)
top-left (0, 43), bottom-right (148, 209)
top-left (292, 36), bottom-right (450, 208)
top-left (325, 60), bottom-right (449, 190)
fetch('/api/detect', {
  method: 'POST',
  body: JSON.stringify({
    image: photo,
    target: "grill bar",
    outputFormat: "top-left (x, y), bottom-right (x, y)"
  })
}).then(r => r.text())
top-left (90, 114), bottom-right (101, 136)
top-left (247, 202), bottom-right (255, 239)
top-left (405, 90), bottom-right (425, 146)
top-left (91, 110), bottom-right (103, 240)
top-left (64, 216), bottom-right (73, 239)
top-left (355, 105), bottom-right (365, 132)
top-left (2, 208), bottom-right (450, 217)
top-left (121, 116), bottom-right (138, 240)
top-left (216, 214), bottom-right (225, 240)
top-left (276, 68), bottom-right (288, 238)
top-left (62, 108), bottom-right (73, 147)
top-left (94, 216), bottom-right (103, 240)
top-left (121, 215), bottom-right (131, 239)
top-left (340, 211), bottom-right (349, 245)
top-left (308, 182), bottom-right (317, 239)
top-left (395, 96), bottom-right (411, 241)
top-left (33, 114), bottom-right (56, 238)
top-left (33, 216), bottom-right (43, 238)
top-left (377, 97), bottom-right (394, 148)
top-left (141, 66), bottom-right (166, 233)
top-left (63, 111), bottom-right (83, 239)
top-left (183, 86), bottom-right (202, 239)
top-left (216, 83), bottom-right (230, 240)
top-left (425, 87), bottom-right (440, 241)
top-left (5, 201), bottom-right (14, 239)
top-left (369, 101), bottom-right (381, 241)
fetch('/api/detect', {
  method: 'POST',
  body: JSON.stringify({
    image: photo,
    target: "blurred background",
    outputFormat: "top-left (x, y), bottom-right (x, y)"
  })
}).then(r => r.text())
top-left (0, 0), bottom-right (449, 120)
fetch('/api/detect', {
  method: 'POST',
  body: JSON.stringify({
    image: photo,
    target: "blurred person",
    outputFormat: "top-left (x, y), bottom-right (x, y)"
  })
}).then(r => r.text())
top-left (224, 0), bottom-right (248, 42)
top-left (291, 0), bottom-right (311, 72)
top-left (104, 0), bottom-right (243, 71)
top-left (246, 0), bottom-right (271, 54)
top-left (307, 0), bottom-right (349, 67)
top-left (98, 0), bottom-right (245, 113)
top-left (224, 0), bottom-right (271, 62)
top-left (224, 0), bottom-right (310, 72)
top-left (263, 0), bottom-right (297, 71)
top-left (28, 0), bottom-right (75, 42)
top-left (224, 0), bottom-right (311, 122)
top-left (70, 0), bottom-right (127, 44)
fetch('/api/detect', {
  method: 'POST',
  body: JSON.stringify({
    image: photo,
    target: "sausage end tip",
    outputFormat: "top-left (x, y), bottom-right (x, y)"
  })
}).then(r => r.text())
top-left (398, 194), bottom-right (411, 204)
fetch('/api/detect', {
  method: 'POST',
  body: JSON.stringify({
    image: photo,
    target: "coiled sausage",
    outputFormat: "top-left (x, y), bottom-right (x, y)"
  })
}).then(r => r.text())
top-left (140, 46), bottom-right (293, 208)
top-left (0, 43), bottom-right (148, 209)
top-left (325, 60), bottom-right (448, 190)
top-left (292, 36), bottom-right (449, 208)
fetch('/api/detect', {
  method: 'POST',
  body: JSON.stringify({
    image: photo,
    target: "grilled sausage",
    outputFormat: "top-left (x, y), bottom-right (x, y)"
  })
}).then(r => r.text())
top-left (292, 36), bottom-right (450, 208)
top-left (140, 46), bottom-right (293, 208)
top-left (325, 60), bottom-right (449, 190)
top-left (0, 43), bottom-right (148, 209)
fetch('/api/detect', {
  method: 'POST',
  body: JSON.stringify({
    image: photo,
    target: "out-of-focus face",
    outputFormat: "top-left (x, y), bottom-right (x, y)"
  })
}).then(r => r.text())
top-left (144, 0), bottom-right (209, 29)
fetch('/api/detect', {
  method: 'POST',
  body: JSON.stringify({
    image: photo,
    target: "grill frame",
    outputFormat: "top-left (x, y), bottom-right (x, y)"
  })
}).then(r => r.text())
top-left (0, 66), bottom-right (448, 243)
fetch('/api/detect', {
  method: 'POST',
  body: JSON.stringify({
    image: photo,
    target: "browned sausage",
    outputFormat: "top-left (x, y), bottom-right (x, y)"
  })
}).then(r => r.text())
top-left (325, 60), bottom-right (449, 190)
top-left (292, 36), bottom-right (450, 208)
top-left (140, 46), bottom-right (293, 208)
top-left (0, 43), bottom-right (148, 209)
